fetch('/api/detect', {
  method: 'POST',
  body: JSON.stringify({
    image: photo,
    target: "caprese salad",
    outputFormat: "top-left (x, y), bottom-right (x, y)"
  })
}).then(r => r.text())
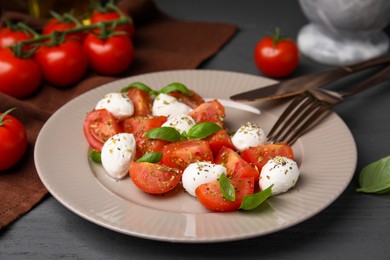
top-left (83, 82), bottom-right (300, 212)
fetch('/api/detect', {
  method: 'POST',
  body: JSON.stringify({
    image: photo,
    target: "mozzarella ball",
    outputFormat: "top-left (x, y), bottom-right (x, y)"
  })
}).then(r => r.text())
top-left (259, 156), bottom-right (300, 195)
top-left (152, 93), bottom-right (192, 117)
top-left (162, 114), bottom-right (195, 134)
top-left (101, 133), bottom-right (136, 180)
top-left (95, 92), bottom-right (134, 120)
top-left (182, 162), bottom-right (227, 197)
top-left (231, 122), bottom-right (267, 152)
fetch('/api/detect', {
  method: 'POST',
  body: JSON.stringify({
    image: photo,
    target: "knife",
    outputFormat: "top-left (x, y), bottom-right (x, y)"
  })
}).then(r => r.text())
top-left (230, 53), bottom-right (390, 101)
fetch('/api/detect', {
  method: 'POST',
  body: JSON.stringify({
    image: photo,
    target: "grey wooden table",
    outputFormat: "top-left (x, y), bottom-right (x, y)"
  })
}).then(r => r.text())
top-left (1, 0), bottom-right (390, 259)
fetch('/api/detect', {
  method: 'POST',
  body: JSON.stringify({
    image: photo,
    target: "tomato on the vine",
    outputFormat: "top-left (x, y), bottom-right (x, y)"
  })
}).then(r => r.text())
top-left (254, 28), bottom-right (299, 78)
top-left (42, 18), bottom-right (84, 42)
top-left (35, 39), bottom-right (88, 87)
top-left (90, 8), bottom-right (135, 37)
top-left (0, 108), bottom-right (28, 171)
top-left (83, 33), bottom-right (134, 76)
top-left (0, 27), bottom-right (32, 49)
top-left (0, 48), bottom-right (41, 98)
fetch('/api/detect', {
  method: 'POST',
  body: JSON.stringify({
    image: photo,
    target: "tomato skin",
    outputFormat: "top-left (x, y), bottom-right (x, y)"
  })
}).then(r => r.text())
top-left (188, 100), bottom-right (225, 127)
top-left (126, 87), bottom-right (152, 116)
top-left (42, 19), bottom-right (84, 42)
top-left (205, 129), bottom-right (235, 157)
top-left (83, 109), bottom-right (123, 152)
top-left (0, 111), bottom-right (28, 171)
top-left (168, 90), bottom-right (205, 109)
top-left (35, 40), bottom-right (88, 87)
top-left (215, 146), bottom-right (259, 182)
top-left (0, 27), bottom-right (32, 49)
top-left (90, 9), bottom-right (135, 37)
top-left (83, 34), bottom-right (134, 76)
top-left (241, 143), bottom-right (294, 173)
top-left (162, 140), bottom-right (214, 171)
top-left (195, 177), bottom-right (255, 212)
top-left (122, 116), bottom-right (167, 158)
top-left (254, 36), bottom-right (299, 78)
top-left (0, 48), bottom-right (41, 98)
top-left (129, 162), bottom-right (182, 194)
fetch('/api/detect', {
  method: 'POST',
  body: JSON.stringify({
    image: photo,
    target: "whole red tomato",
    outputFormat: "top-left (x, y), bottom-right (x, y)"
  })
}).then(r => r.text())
top-left (0, 27), bottom-right (32, 49)
top-left (90, 9), bottom-right (135, 37)
top-left (254, 28), bottom-right (299, 78)
top-left (0, 48), bottom-right (41, 98)
top-left (42, 18), bottom-right (84, 42)
top-left (83, 34), bottom-right (134, 76)
top-left (35, 39), bottom-right (88, 87)
top-left (0, 108), bottom-right (28, 171)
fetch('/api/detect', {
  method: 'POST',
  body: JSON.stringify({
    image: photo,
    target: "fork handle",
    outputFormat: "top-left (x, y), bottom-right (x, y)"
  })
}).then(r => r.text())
top-left (342, 53), bottom-right (390, 73)
top-left (343, 64), bottom-right (390, 97)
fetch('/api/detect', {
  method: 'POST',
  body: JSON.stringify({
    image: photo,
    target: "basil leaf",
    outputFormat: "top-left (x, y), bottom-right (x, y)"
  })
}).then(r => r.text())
top-left (219, 173), bottom-right (235, 202)
top-left (357, 155), bottom-right (390, 194)
top-left (137, 152), bottom-right (163, 163)
top-left (146, 127), bottom-right (182, 142)
top-left (121, 82), bottom-right (158, 95)
top-left (187, 122), bottom-right (221, 139)
top-left (159, 82), bottom-right (192, 95)
top-left (89, 150), bottom-right (101, 163)
top-left (239, 185), bottom-right (273, 210)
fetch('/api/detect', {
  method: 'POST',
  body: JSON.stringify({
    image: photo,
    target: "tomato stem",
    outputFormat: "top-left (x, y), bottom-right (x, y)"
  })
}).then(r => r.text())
top-left (0, 108), bottom-right (16, 126)
top-left (9, 2), bottom-right (132, 58)
top-left (271, 27), bottom-right (284, 48)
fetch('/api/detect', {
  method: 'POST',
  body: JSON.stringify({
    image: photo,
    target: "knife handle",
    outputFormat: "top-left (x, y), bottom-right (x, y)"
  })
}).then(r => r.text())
top-left (342, 53), bottom-right (390, 73)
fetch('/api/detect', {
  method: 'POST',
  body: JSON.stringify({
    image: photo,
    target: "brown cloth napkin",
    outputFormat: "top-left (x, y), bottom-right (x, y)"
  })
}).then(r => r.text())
top-left (0, 0), bottom-right (237, 228)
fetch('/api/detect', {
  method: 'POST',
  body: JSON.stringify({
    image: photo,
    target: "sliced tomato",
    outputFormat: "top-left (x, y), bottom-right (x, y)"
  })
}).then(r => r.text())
top-left (205, 129), bottom-right (235, 157)
top-left (167, 90), bottom-right (204, 109)
top-left (188, 99), bottom-right (225, 127)
top-left (83, 109), bottom-right (122, 152)
top-left (241, 143), bottom-right (294, 173)
top-left (129, 162), bottom-right (182, 194)
top-left (126, 87), bottom-right (152, 116)
top-left (122, 115), bottom-right (167, 158)
top-left (215, 146), bottom-right (259, 182)
top-left (195, 176), bottom-right (255, 212)
top-left (161, 140), bottom-right (214, 171)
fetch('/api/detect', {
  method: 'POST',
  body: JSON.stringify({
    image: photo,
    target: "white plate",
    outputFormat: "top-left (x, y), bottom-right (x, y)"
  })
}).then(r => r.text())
top-left (34, 70), bottom-right (357, 243)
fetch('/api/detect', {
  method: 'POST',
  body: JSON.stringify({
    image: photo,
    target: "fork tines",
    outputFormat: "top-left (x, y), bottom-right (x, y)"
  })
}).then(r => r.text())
top-left (267, 92), bottom-right (332, 145)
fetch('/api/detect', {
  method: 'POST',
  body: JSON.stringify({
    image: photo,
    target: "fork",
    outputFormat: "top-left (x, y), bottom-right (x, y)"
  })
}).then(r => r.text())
top-left (267, 64), bottom-right (390, 146)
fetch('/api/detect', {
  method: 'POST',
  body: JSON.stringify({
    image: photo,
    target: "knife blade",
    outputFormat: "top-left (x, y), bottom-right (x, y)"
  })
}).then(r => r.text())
top-left (230, 53), bottom-right (390, 101)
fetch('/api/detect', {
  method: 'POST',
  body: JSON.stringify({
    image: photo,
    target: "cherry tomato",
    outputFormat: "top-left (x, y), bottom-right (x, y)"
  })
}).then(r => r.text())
top-left (90, 9), bottom-right (135, 37)
top-left (161, 140), bottom-right (214, 171)
top-left (188, 100), bottom-right (225, 127)
top-left (204, 129), bottom-right (235, 157)
top-left (42, 18), bottom-right (84, 42)
top-left (0, 48), bottom-right (41, 98)
top-left (83, 34), bottom-right (134, 76)
top-left (35, 39), bottom-right (88, 87)
top-left (122, 116), bottom-right (167, 159)
top-left (0, 27), bottom-right (32, 49)
top-left (129, 162), bottom-right (182, 194)
top-left (126, 87), bottom-right (152, 116)
top-left (0, 109), bottom-right (28, 171)
top-left (83, 109), bottom-right (123, 152)
top-left (254, 28), bottom-right (299, 78)
top-left (195, 176), bottom-right (255, 212)
top-left (215, 146), bottom-right (260, 182)
top-left (241, 143), bottom-right (294, 173)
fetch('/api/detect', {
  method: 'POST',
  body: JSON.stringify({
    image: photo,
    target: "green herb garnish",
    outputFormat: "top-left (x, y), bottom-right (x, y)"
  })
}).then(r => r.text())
top-left (239, 185), bottom-right (273, 210)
